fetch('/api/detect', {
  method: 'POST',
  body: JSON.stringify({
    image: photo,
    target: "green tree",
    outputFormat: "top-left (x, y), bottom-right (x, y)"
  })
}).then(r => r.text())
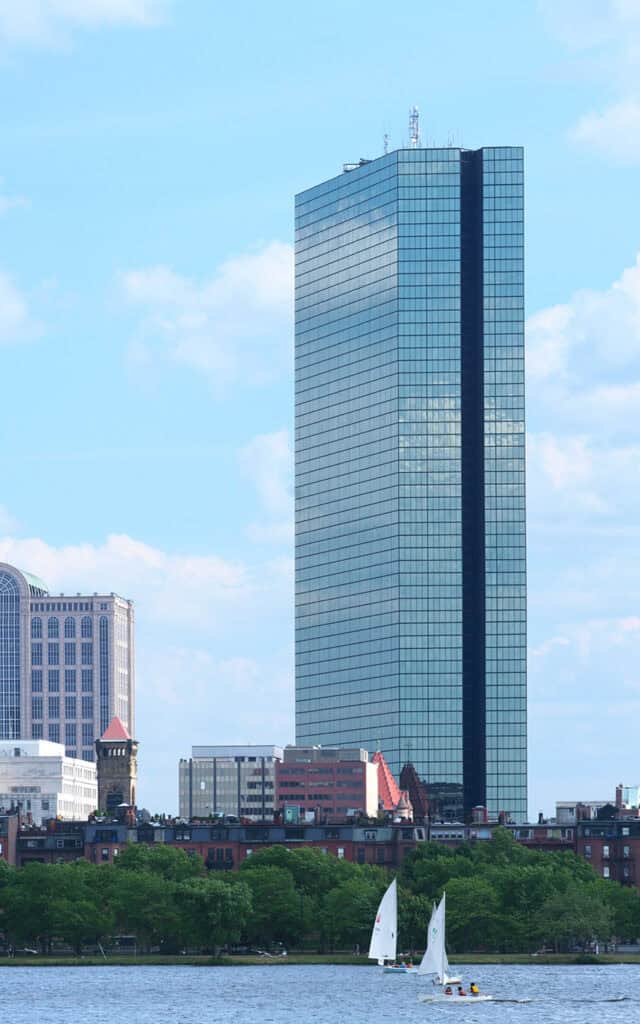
top-left (115, 843), bottom-right (203, 881)
top-left (323, 876), bottom-right (381, 951)
top-left (534, 885), bottom-right (613, 951)
top-left (175, 876), bottom-right (252, 952)
top-left (241, 866), bottom-right (304, 948)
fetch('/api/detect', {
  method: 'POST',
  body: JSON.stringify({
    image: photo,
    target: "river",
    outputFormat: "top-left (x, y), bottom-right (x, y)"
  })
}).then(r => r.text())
top-left (0, 963), bottom-right (637, 1022)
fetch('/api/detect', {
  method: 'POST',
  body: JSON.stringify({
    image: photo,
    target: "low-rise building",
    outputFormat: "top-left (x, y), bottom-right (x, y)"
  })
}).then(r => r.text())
top-left (178, 745), bottom-right (283, 821)
top-left (276, 745), bottom-right (379, 820)
top-left (576, 818), bottom-right (640, 885)
top-left (0, 739), bottom-right (97, 824)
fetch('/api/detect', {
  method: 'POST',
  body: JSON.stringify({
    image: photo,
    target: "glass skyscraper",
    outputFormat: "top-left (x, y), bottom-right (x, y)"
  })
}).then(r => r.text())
top-left (295, 146), bottom-right (526, 822)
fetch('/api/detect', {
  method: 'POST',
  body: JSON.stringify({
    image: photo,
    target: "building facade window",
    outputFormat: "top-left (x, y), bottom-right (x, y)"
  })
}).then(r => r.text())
top-left (48, 642), bottom-right (59, 665)
top-left (65, 696), bottom-right (77, 719)
top-left (81, 696), bottom-right (94, 719)
top-left (48, 696), bottom-right (60, 719)
top-left (31, 643), bottom-right (42, 666)
top-left (81, 616), bottom-right (93, 638)
top-left (65, 722), bottom-right (77, 747)
top-left (64, 617), bottom-right (76, 639)
top-left (81, 642), bottom-right (93, 665)
top-left (31, 617), bottom-right (42, 639)
top-left (81, 669), bottom-right (93, 692)
top-left (31, 669), bottom-right (43, 693)
top-left (65, 670), bottom-right (76, 692)
top-left (99, 616), bottom-right (109, 735)
top-left (48, 670), bottom-right (60, 692)
top-left (31, 697), bottom-right (43, 720)
top-left (64, 643), bottom-right (76, 665)
top-left (48, 617), bottom-right (59, 638)
top-left (48, 723), bottom-right (60, 743)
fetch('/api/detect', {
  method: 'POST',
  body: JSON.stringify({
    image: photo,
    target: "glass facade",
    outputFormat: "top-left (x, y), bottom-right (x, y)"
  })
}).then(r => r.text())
top-left (0, 571), bottom-right (21, 739)
top-left (295, 147), bottom-right (526, 821)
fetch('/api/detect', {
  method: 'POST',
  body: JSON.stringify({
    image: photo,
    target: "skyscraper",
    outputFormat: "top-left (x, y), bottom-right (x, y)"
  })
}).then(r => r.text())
top-left (0, 562), bottom-right (135, 761)
top-left (295, 145), bottom-right (526, 821)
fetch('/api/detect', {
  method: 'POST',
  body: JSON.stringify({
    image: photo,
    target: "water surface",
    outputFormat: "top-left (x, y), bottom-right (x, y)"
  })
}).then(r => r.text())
top-left (1, 963), bottom-right (637, 1023)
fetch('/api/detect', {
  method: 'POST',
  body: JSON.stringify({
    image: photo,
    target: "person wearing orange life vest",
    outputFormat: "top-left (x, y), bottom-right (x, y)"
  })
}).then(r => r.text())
top-left (444, 986), bottom-right (453, 996)
top-left (457, 986), bottom-right (467, 996)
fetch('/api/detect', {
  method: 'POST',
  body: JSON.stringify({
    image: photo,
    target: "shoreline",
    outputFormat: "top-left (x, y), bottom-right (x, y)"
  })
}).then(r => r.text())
top-left (0, 953), bottom-right (639, 968)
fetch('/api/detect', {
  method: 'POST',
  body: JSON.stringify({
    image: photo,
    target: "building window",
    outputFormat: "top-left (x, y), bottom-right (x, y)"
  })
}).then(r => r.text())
top-left (624, 846), bottom-right (630, 859)
top-left (32, 643), bottom-right (43, 666)
top-left (584, 844), bottom-right (592, 858)
top-left (81, 669), bottom-right (93, 692)
top-left (64, 617), bottom-right (76, 639)
top-left (81, 616), bottom-right (93, 639)
top-left (64, 643), bottom-right (76, 665)
top-left (82, 724), bottom-right (94, 747)
top-left (356, 848), bottom-right (365, 864)
top-left (48, 670), bottom-right (60, 692)
top-left (81, 642), bottom-right (93, 665)
top-left (31, 669), bottom-right (43, 692)
top-left (31, 617), bottom-right (42, 639)
top-left (48, 617), bottom-right (59, 638)
top-left (603, 845), bottom-right (610, 859)
top-left (65, 670), bottom-right (76, 692)
top-left (622, 827), bottom-right (630, 837)
top-left (65, 697), bottom-right (77, 719)
top-left (49, 723), bottom-right (60, 743)
top-left (48, 696), bottom-right (60, 719)
top-left (48, 643), bottom-right (59, 665)
top-left (603, 866), bottom-right (610, 879)
top-left (65, 722), bottom-right (77, 747)
top-left (31, 697), bottom-right (43, 720)
top-left (99, 616), bottom-right (109, 735)
top-left (81, 696), bottom-right (94, 719)
top-left (32, 724), bottom-right (43, 739)
top-left (337, 847), bottom-right (345, 859)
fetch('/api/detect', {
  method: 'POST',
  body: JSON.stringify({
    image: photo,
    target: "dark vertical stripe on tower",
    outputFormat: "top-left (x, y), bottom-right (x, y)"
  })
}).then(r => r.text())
top-left (460, 150), bottom-right (486, 817)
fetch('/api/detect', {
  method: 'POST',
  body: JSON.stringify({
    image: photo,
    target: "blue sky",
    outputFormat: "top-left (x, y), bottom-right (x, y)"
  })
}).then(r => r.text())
top-left (0, 0), bottom-right (639, 817)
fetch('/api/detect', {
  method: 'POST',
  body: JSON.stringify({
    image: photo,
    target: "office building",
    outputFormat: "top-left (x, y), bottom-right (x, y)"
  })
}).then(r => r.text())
top-left (0, 561), bottom-right (135, 761)
top-left (295, 144), bottom-right (526, 820)
top-left (0, 738), bottom-right (97, 824)
top-left (275, 745), bottom-right (379, 819)
top-left (178, 745), bottom-right (283, 820)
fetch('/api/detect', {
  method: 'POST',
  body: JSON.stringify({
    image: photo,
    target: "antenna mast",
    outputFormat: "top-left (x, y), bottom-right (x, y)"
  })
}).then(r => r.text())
top-left (409, 106), bottom-right (420, 148)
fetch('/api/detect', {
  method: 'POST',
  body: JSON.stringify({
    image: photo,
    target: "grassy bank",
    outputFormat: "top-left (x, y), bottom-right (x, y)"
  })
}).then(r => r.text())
top-left (2, 952), bottom-right (640, 967)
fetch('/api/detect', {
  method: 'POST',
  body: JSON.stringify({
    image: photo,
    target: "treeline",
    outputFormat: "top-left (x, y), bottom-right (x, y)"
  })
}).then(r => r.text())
top-left (0, 829), bottom-right (639, 954)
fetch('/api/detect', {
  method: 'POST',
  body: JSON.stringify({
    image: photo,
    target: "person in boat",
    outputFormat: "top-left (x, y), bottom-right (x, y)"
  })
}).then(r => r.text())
top-left (457, 986), bottom-right (467, 996)
top-left (470, 983), bottom-right (480, 996)
top-left (444, 986), bottom-right (453, 996)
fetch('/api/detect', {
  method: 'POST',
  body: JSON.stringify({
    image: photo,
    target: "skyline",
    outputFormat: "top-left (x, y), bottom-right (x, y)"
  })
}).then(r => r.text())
top-left (0, 1), bottom-right (638, 816)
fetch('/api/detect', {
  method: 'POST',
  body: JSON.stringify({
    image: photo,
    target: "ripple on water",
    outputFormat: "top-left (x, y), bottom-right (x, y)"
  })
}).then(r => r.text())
top-left (0, 962), bottom-right (639, 1024)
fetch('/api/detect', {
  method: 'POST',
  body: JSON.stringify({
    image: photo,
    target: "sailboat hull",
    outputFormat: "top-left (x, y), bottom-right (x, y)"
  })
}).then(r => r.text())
top-left (383, 965), bottom-right (418, 974)
top-left (419, 994), bottom-right (493, 1004)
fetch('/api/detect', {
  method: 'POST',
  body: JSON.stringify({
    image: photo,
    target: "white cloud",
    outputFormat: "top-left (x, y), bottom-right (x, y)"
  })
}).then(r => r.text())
top-left (0, 271), bottom-right (39, 343)
top-left (239, 429), bottom-right (294, 544)
top-left (0, 505), bottom-right (19, 533)
top-left (0, 532), bottom-right (251, 630)
top-left (0, 0), bottom-right (166, 47)
top-left (121, 241), bottom-right (294, 394)
top-left (571, 100), bottom-right (640, 162)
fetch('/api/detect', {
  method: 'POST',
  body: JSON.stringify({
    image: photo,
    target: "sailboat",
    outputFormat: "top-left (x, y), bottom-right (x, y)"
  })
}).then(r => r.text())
top-left (417, 893), bottom-right (493, 1003)
top-left (417, 893), bottom-right (461, 986)
top-left (368, 878), bottom-right (417, 973)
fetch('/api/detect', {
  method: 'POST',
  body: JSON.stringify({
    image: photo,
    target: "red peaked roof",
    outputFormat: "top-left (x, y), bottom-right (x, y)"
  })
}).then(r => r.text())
top-left (101, 716), bottom-right (131, 741)
top-left (372, 750), bottom-right (401, 811)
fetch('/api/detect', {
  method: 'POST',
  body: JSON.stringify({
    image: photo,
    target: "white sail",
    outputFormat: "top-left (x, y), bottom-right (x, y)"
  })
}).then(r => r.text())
top-left (368, 878), bottom-right (397, 964)
top-left (417, 893), bottom-right (446, 979)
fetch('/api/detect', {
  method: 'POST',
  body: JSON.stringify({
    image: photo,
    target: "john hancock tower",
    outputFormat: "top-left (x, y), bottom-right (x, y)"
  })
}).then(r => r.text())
top-left (294, 139), bottom-right (526, 822)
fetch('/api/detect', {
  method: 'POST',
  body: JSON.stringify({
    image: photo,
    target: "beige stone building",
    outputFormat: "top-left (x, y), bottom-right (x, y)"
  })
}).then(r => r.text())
top-left (0, 561), bottom-right (134, 762)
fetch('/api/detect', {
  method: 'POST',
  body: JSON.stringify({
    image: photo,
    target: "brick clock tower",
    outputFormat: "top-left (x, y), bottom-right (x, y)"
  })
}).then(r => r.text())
top-left (95, 717), bottom-right (138, 815)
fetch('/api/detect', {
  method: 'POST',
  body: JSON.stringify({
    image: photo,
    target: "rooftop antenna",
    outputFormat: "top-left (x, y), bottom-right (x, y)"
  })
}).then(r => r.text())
top-left (409, 106), bottom-right (420, 148)
top-left (383, 132), bottom-right (389, 155)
